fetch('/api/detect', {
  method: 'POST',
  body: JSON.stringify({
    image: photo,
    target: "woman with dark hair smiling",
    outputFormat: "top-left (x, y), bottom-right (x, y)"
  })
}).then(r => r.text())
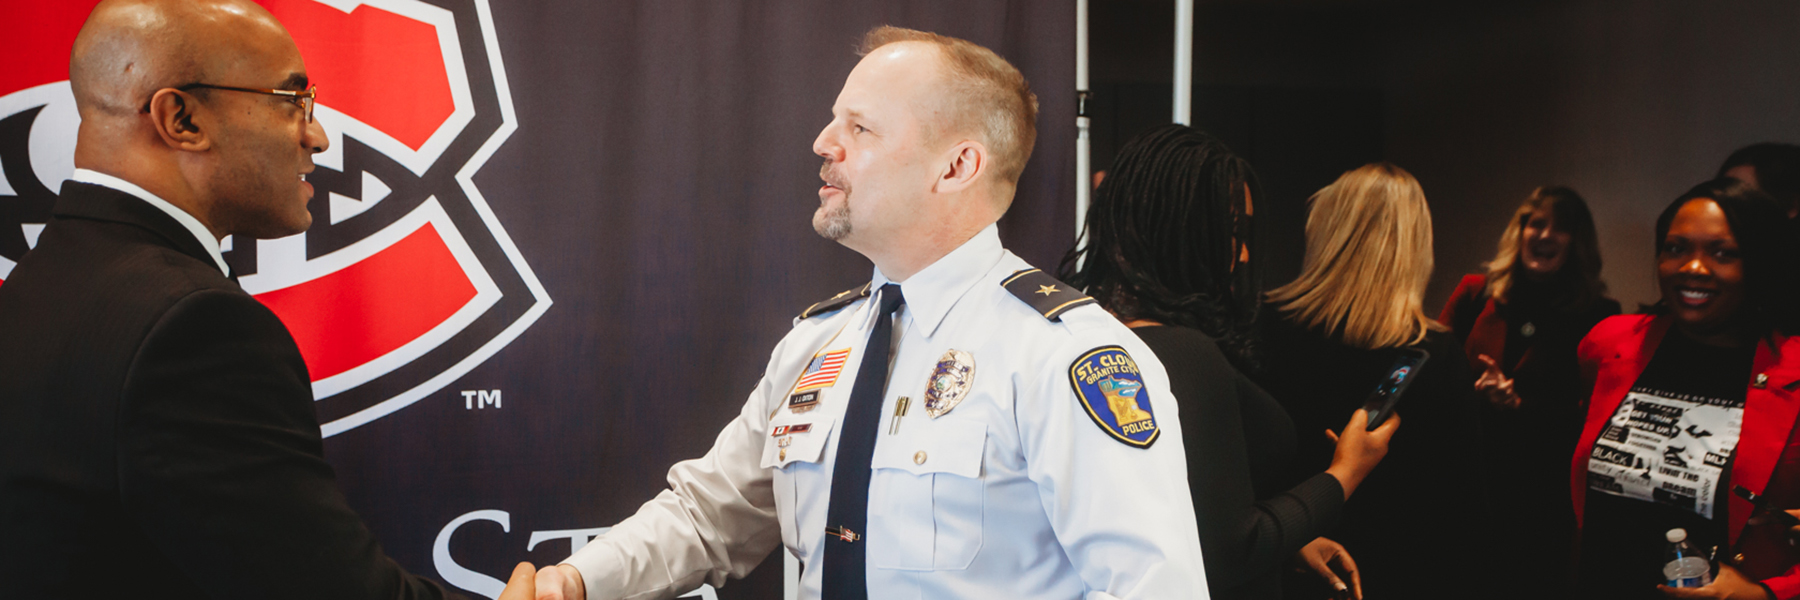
top-left (1571, 179), bottom-right (1800, 599)
top-left (1060, 124), bottom-right (1398, 600)
top-left (1439, 186), bottom-right (1620, 591)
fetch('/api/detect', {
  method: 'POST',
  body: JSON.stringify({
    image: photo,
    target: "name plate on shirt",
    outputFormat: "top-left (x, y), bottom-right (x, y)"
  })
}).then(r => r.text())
top-left (762, 415), bottom-right (836, 469)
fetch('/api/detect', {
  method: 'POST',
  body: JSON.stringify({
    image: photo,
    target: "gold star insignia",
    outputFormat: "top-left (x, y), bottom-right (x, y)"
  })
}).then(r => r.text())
top-left (1036, 284), bottom-right (1060, 296)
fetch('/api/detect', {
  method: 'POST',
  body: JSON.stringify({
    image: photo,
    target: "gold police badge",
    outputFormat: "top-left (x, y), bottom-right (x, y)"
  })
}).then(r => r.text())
top-left (924, 349), bottom-right (975, 418)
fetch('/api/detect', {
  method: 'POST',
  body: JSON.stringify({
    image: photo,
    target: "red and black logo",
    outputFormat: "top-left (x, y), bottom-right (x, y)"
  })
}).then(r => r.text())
top-left (0, 0), bottom-right (550, 436)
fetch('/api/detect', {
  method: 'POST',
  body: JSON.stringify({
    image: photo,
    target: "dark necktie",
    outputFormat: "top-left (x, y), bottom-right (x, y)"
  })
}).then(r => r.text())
top-left (821, 283), bottom-right (904, 599)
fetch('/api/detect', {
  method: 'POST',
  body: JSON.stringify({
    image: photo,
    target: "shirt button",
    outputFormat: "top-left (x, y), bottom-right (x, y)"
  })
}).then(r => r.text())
top-left (913, 451), bottom-right (927, 465)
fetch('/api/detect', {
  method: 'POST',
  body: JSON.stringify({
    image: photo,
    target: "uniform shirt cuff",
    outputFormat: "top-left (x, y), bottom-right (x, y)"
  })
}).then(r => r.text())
top-left (560, 543), bottom-right (621, 600)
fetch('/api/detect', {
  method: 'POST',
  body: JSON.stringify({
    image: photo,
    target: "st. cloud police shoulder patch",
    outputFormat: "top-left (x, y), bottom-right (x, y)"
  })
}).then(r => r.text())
top-left (1068, 346), bottom-right (1159, 448)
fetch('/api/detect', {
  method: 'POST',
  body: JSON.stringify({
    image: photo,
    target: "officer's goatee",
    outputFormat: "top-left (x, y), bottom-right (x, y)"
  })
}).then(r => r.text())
top-left (815, 161), bottom-right (852, 240)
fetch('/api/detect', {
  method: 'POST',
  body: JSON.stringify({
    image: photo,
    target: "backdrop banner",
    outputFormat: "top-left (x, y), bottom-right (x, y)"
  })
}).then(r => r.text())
top-left (0, 1), bottom-right (1074, 598)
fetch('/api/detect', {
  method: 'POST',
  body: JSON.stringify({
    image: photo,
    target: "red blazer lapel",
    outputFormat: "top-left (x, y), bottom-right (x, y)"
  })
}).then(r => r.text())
top-left (1571, 315), bottom-right (1667, 526)
top-left (1467, 297), bottom-right (1508, 370)
top-left (1729, 334), bottom-right (1800, 547)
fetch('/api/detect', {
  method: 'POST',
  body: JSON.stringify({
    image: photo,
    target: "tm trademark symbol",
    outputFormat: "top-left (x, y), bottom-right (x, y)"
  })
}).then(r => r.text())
top-left (461, 390), bottom-right (502, 409)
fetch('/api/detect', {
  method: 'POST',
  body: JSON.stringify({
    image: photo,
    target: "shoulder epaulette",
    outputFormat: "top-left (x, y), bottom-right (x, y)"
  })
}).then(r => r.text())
top-left (797, 283), bottom-right (872, 320)
top-left (1002, 269), bottom-right (1095, 321)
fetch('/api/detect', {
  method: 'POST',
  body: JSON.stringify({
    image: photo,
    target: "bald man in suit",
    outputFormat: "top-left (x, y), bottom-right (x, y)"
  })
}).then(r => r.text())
top-left (0, 1), bottom-right (534, 597)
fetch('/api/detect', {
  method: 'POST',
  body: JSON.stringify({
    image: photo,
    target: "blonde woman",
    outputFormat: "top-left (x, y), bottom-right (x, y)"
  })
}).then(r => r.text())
top-left (1249, 163), bottom-right (1481, 600)
top-left (1438, 187), bottom-right (1619, 596)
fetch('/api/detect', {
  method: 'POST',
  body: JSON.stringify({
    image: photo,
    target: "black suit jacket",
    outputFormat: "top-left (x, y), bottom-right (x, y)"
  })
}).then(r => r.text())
top-left (0, 182), bottom-right (463, 600)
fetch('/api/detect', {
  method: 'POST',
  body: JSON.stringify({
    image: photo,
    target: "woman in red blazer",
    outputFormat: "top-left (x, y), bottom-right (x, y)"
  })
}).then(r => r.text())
top-left (1572, 179), bottom-right (1800, 599)
top-left (1440, 187), bottom-right (1619, 592)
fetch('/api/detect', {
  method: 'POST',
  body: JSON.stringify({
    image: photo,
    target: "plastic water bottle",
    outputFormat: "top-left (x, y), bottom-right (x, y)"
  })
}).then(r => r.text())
top-left (1663, 528), bottom-right (1713, 588)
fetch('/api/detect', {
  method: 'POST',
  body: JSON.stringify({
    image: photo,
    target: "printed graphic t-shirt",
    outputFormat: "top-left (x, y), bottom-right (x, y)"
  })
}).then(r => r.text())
top-left (1577, 331), bottom-right (1756, 597)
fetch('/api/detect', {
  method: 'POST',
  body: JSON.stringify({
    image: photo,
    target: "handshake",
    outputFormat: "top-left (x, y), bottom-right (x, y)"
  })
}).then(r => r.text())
top-left (498, 563), bottom-right (589, 600)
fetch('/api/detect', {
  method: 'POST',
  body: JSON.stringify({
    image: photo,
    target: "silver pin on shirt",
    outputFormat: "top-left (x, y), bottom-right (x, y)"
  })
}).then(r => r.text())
top-left (889, 396), bottom-right (910, 435)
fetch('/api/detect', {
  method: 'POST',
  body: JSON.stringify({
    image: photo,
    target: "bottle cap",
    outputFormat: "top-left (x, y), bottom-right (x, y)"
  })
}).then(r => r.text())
top-left (1666, 528), bottom-right (1688, 543)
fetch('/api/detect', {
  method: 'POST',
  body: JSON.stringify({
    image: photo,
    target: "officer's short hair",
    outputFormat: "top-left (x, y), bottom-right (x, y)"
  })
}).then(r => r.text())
top-left (858, 26), bottom-right (1039, 186)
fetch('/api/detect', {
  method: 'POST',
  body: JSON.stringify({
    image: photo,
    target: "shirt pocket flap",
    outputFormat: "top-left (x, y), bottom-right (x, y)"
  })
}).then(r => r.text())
top-left (760, 415), bottom-right (836, 469)
top-left (871, 420), bottom-right (986, 479)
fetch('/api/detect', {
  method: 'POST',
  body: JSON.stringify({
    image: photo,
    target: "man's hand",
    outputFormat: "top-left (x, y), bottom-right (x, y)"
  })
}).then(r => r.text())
top-left (1474, 354), bottom-right (1522, 409)
top-left (499, 563), bottom-right (537, 600)
top-left (535, 563), bottom-right (587, 600)
top-left (1658, 564), bottom-right (1773, 600)
top-left (1295, 537), bottom-right (1362, 600)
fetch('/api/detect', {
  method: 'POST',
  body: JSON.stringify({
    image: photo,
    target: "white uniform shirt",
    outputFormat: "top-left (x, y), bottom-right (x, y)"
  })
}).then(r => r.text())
top-left (565, 225), bottom-right (1208, 599)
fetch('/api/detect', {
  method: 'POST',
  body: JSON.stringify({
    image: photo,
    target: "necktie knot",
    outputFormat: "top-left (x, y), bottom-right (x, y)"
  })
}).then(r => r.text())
top-left (877, 283), bottom-right (905, 315)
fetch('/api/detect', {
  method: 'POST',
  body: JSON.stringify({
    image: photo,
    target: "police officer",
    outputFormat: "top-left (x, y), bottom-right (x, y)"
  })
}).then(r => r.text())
top-left (537, 26), bottom-right (1207, 600)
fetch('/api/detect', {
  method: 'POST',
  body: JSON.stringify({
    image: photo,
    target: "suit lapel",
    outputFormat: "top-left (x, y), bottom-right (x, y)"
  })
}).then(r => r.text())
top-left (1572, 315), bottom-right (1667, 525)
top-left (53, 181), bottom-right (219, 270)
top-left (1468, 297), bottom-right (1507, 368)
top-left (1729, 334), bottom-right (1800, 546)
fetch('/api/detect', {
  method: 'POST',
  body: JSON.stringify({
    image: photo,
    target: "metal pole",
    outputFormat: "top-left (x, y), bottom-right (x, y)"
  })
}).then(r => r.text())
top-left (1075, 0), bottom-right (1092, 243)
top-left (1173, 0), bottom-right (1193, 125)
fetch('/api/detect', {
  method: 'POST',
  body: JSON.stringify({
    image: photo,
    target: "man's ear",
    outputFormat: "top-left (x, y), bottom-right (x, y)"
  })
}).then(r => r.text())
top-left (146, 89), bottom-right (211, 152)
top-left (935, 139), bottom-right (987, 194)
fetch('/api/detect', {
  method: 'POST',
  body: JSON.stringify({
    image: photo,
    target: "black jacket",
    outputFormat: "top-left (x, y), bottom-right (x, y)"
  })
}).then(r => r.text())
top-left (1249, 311), bottom-right (1485, 600)
top-left (1133, 325), bottom-right (1344, 600)
top-left (0, 181), bottom-right (461, 599)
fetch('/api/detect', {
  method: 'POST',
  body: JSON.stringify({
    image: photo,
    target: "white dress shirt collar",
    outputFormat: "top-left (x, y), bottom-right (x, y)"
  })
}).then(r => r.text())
top-left (71, 169), bottom-right (229, 276)
top-left (870, 223), bottom-right (1005, 338)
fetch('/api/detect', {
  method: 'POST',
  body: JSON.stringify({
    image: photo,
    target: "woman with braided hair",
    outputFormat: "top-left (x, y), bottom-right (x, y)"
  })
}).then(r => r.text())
top-left (1061, 124), bottom-right (1398, 600)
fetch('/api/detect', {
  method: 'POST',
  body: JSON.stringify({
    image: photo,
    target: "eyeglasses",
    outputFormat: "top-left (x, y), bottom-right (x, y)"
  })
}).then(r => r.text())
top-left (140, 83), bottom-right (319, 123)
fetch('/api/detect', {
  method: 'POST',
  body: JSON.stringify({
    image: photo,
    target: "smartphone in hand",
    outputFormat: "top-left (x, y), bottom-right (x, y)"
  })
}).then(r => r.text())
top-left (1363, 349), bottom-right (1429, 431)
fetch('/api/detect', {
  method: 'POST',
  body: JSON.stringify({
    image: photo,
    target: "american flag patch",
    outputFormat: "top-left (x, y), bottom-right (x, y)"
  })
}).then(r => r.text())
top-left (794, 349), bottom-right (851, 392)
